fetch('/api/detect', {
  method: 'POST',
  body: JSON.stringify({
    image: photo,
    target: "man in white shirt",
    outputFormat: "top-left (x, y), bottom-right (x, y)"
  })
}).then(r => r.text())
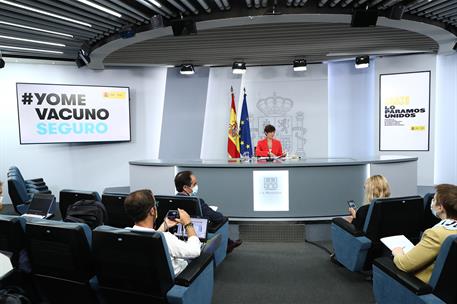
top-left (124, 189), bottom-right (201, 275)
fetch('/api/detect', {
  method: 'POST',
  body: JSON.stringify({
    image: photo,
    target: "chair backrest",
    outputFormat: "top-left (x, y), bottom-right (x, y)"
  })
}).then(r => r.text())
top-left (101, 193), bottom-right (133, 228)
top-left (155, 195), bottom-right (203, 227)
top-left (93, 226), bottom-right (174, 303)
top-left (364, 196), bottom-right (424, 242)
top-left (0, 215), bottom-right (27, 268)
top-left (59, 190), bottom-right (100, 219)
top-left (26, 221), bottom-right (94, 282)
top-left (429, 234), bottom-right (457, 304)
top-left (422, 193), bottom-right (440, 231)
top-left (7, 176), bottom-right (31, 214)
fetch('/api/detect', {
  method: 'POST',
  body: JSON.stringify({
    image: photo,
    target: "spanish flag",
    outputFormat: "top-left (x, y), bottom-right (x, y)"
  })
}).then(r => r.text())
top-left (227, 88), bottom-right (240, 158)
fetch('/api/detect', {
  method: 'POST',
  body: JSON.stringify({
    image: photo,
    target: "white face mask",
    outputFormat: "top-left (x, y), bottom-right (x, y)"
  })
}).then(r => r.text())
top-left (191, 184), bottom-right (199, 196)
top-left (430, 199), bottom-right (441, 219)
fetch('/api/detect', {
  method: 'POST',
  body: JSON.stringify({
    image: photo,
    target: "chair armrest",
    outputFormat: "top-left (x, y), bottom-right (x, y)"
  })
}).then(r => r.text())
top-left (208, 217), bottom-right (228, 233)
top-left (374, 257), bottom-right (432, 295)
top-left (332, 217), bottom-right (363, 237)
top-left (174, 252), bottom-right (213, 287)
top-left (27, 178), bottom-right (44, 183)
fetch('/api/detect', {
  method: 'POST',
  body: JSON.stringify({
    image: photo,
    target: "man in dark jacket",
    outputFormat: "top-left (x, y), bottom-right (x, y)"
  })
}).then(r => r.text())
top-left (174, 171), bottom-right (242, 253)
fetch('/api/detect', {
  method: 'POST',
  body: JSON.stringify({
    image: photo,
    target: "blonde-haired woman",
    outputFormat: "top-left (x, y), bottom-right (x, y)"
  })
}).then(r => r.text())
top-left (348, 175), bottom-right (391, 231)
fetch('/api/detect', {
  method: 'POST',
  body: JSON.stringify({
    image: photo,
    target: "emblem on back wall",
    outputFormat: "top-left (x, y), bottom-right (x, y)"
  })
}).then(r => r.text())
top-left (250, 92), bottom-right (307, 157)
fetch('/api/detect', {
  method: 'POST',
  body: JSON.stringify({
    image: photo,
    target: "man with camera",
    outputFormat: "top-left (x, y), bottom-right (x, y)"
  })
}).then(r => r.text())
top-left (124, 189), bottom-right (200, 275)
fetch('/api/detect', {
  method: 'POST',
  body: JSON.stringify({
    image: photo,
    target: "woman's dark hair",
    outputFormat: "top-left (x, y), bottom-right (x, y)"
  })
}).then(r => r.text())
top-left (175, 171), bottom-right (193, 192)
top-left (264, 124), bottom-right (276, 134)
top-left (124, 189), bottom-right (156, 223)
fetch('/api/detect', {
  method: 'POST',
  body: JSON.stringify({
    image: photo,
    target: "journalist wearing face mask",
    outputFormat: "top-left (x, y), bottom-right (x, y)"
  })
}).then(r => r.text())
top-left (174, 171), bottom-right (243, 253)
top-left (392, 184), bottom-right (457, 283)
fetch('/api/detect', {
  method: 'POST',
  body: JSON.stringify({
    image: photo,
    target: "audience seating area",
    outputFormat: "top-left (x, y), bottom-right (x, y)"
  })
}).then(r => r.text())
top-left (373, 234), bottom-right (457, 304)
top-left (0, 216), bottom-right (216, 304)
top-left (6, 167), bottom-right (51, 215)
top-left (331, 196), bottom-right (424, 272)
top-left (2, 167), bottom-right (453, 304)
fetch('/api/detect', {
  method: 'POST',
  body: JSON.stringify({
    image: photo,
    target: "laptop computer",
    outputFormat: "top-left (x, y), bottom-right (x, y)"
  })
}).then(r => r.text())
top-left (175, 218), bottom-right (208, 242)
top-left (22, 193), bottom-right (55, 219)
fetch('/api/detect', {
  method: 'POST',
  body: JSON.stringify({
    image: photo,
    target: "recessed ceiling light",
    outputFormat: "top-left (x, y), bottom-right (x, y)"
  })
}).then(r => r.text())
top-left (180, 64), bottom-right (195, 75)
top-left (232, 61), bottom-right (246, 74)
top-left (148, 0), bottom-right (162, 7)
top-left (0, 21), bottom-right (73, 38)
top-left (293, 59), bottom-right (307, 72)
top-left (0, 35), bottom-right (65, 47)
top-left (355, 56), bottom-right (370, 69)
top-left (0, 0), bottom-right (92, 27)
top-left (77, 0), bottom-right (122, 18)
top-left (0, 45), bottom-right (64, 54)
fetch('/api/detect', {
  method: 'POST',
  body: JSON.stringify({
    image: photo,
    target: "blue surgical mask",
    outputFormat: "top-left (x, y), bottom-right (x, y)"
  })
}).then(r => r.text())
top-left (191, 184), bottom-right (199, 196)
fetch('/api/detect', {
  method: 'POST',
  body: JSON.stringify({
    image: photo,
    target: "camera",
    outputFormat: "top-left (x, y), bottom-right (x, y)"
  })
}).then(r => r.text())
top-left (167, 210), bottom-right (180, 220)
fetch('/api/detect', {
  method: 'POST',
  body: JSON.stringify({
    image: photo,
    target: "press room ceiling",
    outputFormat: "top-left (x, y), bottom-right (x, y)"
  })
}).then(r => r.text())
top-left (0, 0), bottom-right (456, 68)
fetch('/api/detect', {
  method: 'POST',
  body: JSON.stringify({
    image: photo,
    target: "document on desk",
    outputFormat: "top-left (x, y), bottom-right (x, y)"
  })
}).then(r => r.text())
top-left (380, 235), bottom-right (415, 253)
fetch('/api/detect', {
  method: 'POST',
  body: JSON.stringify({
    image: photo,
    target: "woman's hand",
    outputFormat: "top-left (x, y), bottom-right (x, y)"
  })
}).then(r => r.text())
top-left (392, 247), bottom-right (405, 257)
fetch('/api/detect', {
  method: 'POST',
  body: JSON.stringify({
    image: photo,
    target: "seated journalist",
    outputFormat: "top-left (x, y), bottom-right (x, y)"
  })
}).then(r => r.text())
top-left (255, 124), bottom-right (285, 158)
top-left (124, 189), bottom-right (201, 275)
top-left (346, 175), bottom-right (391, 231)
top-left (174, 171), bottom-right (242, 253)
top-left (391, 184), bottom-right (457, 283)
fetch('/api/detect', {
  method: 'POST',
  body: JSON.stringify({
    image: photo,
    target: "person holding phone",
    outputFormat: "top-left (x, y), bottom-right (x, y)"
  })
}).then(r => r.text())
top-left (124, 189), bottom-right (200, 275)
top-left (255, 124), bottom-right (285, 158)
top-left (346, 175), bottom-right (391, 231)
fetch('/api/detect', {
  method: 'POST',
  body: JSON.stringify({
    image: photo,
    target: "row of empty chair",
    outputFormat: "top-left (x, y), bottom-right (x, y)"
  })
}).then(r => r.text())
top-left (7, 166), bottom-right (51, 214)
top-left (0, 216), bottom-right (215, 304)
top-left (331, 194), bottom-right (456, 303)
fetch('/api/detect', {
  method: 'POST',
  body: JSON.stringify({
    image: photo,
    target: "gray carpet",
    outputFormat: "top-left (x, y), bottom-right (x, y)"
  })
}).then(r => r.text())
top-left (213, 242), bottom-right (375, 304)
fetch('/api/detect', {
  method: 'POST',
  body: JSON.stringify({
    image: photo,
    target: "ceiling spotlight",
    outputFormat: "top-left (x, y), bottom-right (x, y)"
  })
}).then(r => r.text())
top-left (293, 59), bottom-right (307, 72)
top-left (180, 64), bottom-right (194, 75)
top-left (355, 56), bottom-right (369, 69)
top-left (232, 61), bottom-right (246, 74)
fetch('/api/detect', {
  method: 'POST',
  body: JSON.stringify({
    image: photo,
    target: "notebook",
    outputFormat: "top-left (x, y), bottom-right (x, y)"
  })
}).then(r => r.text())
top-left (175, 218), bottom-right (208, 242)
top-left (380, 235), bottom-right (415, 253)
top-left (22, 193), bottom-right (55, 219)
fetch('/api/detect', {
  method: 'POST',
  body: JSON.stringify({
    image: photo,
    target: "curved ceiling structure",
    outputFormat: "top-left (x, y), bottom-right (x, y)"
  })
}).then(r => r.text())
top-left (0, 0), bottom-right (456, 68)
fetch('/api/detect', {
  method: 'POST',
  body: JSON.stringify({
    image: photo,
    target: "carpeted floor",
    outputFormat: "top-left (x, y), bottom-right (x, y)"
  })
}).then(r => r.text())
top-left (213, 242), bottom-right (375, 304)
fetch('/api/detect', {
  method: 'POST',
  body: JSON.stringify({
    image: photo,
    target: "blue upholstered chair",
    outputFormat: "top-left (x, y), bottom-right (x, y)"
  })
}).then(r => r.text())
top-left (101, 193), bottom-right (133, 228)
top-left (331, 196), bottom-right (424, 272)
top-left (208, 218), bottom-right (229, 266)
top-left (0, 215), bottom-right (27, 270)
top-left (59, 189), bottom-right (101, 219)
top-left (7, 175), bottom-right (33, 215)
top-left (25, 221), bottom-right (99, 304)
top-left (92, 225), bottom-right (214, 304)
top-left (373, 234), bottom-right (457, 304)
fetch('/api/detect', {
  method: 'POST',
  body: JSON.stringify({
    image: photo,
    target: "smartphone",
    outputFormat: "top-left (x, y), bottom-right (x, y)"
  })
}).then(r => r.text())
top-left (167, 210), bottom-right (180, 220)
top-left (347, 200), bottom-right (358, 210)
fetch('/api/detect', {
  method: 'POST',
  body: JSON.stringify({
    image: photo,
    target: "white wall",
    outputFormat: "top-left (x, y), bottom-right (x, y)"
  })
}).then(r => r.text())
top-left (240, 64), bottom-right (329, 158)
top-left (0, 63), bottom-right (167, 202)
top-left (328, 60), bottom-right (376, 158)
top-left (435, 53), bottom-right (457, 184)
top-left (200, 67), bottom-right (242, 159)
top-left (375, 54), bottom-right (437, 186)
